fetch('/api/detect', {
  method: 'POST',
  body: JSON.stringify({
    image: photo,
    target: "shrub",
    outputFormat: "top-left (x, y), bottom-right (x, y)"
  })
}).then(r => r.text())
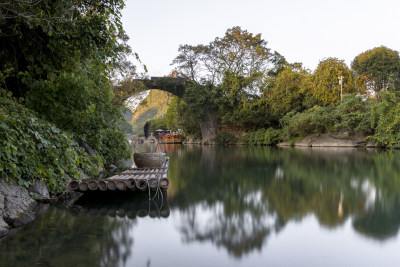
top-left (280, 106), bottom-right (334, 140)
top-left (212, 133), bottom-right (238, 145)
top-left (333, 95), bottom-right (373, 133)
top-left (371, 92), bottom-right (400, 147)
top-left (25, 70), bottom-right (129, 165)
top-left (240, 128), bottom-right (281, 145)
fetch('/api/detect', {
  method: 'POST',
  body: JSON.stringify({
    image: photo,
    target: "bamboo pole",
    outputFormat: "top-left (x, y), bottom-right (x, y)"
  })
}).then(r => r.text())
top-left (149, 210), bottom-right (158, 218)
top-left (78, 181), bottom-right (88, 192)
top-left (116, 180), bottom-right (127, 191)
top-left (98, 180), bottom-right (108, 191)
top-left (125, 180), bottom-right (136, 191)
top-left (68, 181), bottom-right (79, 191)
top-left (127, 211), bottom-right (136, 219)
top-left (88, 180), bottom-right (99, 191)
top-left (148, 178), bottom-right (158, 191)
top-left (137, 209), bottom-right (148, 217)
top-left (160, 178), bottom-right (169, 190)
top-left (107, 180), bottom-right (116, 191)
top-left (135, 179), bottom-right (148, 191)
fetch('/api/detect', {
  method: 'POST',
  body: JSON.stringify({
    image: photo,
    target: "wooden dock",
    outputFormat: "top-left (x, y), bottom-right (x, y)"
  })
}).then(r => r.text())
top-left (68, 167), bottom-right (169, 193)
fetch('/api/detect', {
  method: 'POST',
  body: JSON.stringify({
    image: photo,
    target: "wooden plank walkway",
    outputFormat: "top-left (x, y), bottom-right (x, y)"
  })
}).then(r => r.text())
top-left (67, 167), bottom-right (169, 193)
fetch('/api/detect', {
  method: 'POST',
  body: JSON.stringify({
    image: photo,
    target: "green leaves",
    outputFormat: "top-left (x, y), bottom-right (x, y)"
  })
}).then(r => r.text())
top-left (352, 46), bottom-right (400, 93)
top-left (0, 93), bottom-right (99, 195)
top-left (372, 92), bottom-right (400, 147)
top-left (311, 58), bottom-right (355, 105)
top-left (171, 26), bottom-right (273, 86)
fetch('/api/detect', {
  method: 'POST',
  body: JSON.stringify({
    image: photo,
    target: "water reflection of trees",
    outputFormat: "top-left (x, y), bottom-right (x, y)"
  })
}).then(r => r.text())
top-left (0, 205), bottom-right (134, 267)
top-left (0, 193), bottom-right (170, 267)
top-left (167, 146), bottom-right (400, 257)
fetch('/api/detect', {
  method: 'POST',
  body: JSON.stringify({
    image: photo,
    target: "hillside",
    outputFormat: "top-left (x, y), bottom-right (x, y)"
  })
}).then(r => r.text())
top-left (129, 89), bottom-right (175, 135)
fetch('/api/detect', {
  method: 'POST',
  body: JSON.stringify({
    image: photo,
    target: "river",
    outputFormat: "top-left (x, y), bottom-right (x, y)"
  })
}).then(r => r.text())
top-left (1, 145), bottom-right (400, 266)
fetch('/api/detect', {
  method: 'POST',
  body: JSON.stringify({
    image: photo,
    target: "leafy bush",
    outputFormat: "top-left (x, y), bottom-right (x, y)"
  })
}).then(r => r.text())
top-left (371, 92), bottom-right (400, 147)
top-left (240, 128), bottom-right (281, 145)
top-left (26, 70), bottom-right (129, 165)
top-left (0, 94), bottom-right (99, 195)
top-left (280, 106), bottom-right (334, 140)
top-left (333, 95), bottom-right (373, 133)
top-left (212, 133), bottom-right (237, 145)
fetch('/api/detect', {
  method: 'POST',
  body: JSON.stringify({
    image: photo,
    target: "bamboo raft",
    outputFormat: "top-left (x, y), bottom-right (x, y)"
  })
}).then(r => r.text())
top-left (68, 167), bottom-right (170, 193)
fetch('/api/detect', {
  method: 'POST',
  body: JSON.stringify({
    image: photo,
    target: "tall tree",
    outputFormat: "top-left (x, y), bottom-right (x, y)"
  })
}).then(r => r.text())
top-left (311, 58), bottom-right (354, 105)
top-left (171, 44), bottom-right (205, 82)
top-left (267, 65), bottom-right (311, 119)
top-left (171, 26), bottom-right (272, 87)
top-left (0, 0), bottom-right (133, 165)
top-left (0, 0), bottom-right (130, 97)
top-left (351, 46), bottom-right (400, 94)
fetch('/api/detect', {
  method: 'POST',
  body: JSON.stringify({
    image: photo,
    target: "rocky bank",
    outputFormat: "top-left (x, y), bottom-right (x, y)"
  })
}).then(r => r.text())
top-left (277, 131), bottom-right (379, 148)
top-left (0, 179), bottom-right (49, 237)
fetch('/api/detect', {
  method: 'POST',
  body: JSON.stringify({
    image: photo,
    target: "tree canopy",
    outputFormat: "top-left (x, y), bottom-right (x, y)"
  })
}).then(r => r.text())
top-left (351, 46), bottom-right (400, 94)
top-left (172, 26), bottom-right (274, 87)
top-left (311, 58), bottom-right (354, 105)
top-left (0, 0), bottom-right (130, 97)
top-left (0, 0), bottom-right (133, 169)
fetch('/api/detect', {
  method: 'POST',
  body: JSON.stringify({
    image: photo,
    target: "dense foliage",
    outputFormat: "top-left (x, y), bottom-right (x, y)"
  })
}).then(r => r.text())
top-left (352, 46), bottom-right (400, 93)
top-left (0, 0), bottom-right (132, 194)
top-left (0, 92), bottom-right (99, 195)
top-left (167, 28), bottom-right (400, 147)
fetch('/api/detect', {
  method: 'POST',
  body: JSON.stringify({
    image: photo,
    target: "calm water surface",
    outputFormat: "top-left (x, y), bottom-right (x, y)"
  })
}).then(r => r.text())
top-left (1, 145), bottom-right (400, 266)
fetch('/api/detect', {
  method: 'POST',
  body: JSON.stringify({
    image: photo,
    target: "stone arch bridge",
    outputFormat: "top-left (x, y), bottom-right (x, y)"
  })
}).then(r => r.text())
top-left (135, 77), bottom-right (217, 143)
top-left (139, 76), bottom-right (188, 98)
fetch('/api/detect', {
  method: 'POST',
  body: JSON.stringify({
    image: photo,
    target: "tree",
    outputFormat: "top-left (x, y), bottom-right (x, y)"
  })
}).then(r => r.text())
top-left (0, 0), bottom-right (133, 165)
top-left (267, 65), bottom-right (311, 119)
top-left (351, 46), bottom-right (400, 94)
top-left (171, 44), bottom-right (205, 82)
top-left (209, 26), bottom-right (271, 84)
top-left (0, 0), bottom-right (130, 97)
top-left (111, 77), bottom-right (147, 107)
top-left (171, 26), bottom-right (272, 87)
top-left (311, 58), bottom-right (355, 105)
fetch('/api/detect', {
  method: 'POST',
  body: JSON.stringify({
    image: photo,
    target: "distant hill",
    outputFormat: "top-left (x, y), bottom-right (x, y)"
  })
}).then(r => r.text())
top-left (128, 89), bottom-right (175, 135)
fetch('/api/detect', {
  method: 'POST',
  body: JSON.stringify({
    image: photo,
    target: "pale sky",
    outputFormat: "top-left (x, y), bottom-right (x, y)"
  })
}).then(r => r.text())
top-left (122, 0), bottom-right (400, 77)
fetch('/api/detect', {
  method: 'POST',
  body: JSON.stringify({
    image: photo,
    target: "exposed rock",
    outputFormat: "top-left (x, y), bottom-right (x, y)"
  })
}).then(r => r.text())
top-left (277, 141), bottom-right (291, 147)
top-left (183, 135), bottom-right (202, 144)
top-left (295, 134), bottom-right (366, 147)
top-left (29, 180), bottom-right (50, 199)
top-left (0, 217), bottom-right (8, 236)
top-left (283, 132), bottom-right (368, 147)
top-left (0, 194), bottom-right (8, 236)
top-left (276, 131), bottom-right (382, 148)
top-left (105, 164), bottom-right (117, 171)
top-left (77, 168), bottom-right (89, 180)
top-left (366, 140), bottom-right (382, 148)
top-left (79, 141), bottom-right (97, 156)
top-left (0, 179), bottom-right (37, 228)
top-left (200, 115), bottom-right (218, 145)
top-left (63, 173), bottom-right (72, 182)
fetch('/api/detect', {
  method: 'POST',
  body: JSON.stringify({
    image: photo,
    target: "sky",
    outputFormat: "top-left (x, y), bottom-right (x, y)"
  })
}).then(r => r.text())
top-left (121, 0), bottom-right (400, 77)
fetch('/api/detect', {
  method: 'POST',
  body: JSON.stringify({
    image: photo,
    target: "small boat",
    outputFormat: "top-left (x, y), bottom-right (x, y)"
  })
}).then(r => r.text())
top-left (156, 129), bottom-right (182, 144)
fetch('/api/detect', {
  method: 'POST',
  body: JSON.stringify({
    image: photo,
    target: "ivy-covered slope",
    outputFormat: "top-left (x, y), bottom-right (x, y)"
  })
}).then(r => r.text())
top-left (0, 92), bottom-right (99, 195)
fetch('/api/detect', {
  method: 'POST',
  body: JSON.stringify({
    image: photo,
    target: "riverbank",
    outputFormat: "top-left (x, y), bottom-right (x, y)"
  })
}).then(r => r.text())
top-left (183, 130), bottom-right (381, 148)
top-left (277, 131), bottom-right (380, 148)
top-left (0, 179), bottom-right (50, 237)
